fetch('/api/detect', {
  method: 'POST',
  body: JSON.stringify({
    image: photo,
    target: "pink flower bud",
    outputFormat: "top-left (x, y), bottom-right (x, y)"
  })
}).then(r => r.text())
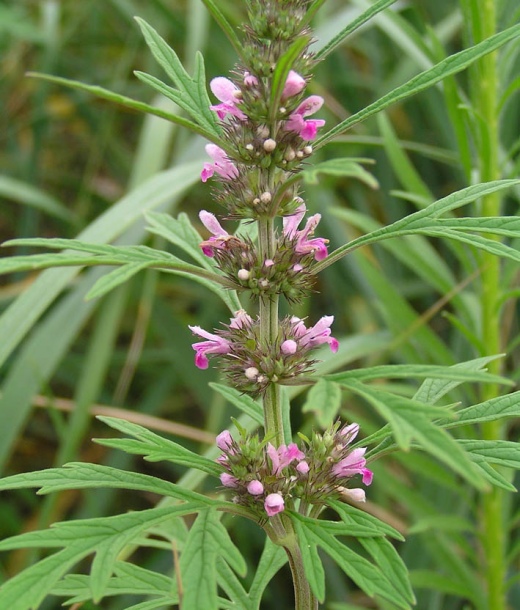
top-left (216, 430), bottom-right (233, 452)
top-left (264, 493), bottom-right (285, 516)
top-left (247, 480), bottom-right (264, 495)
top-left (282, 71), bottom-right (306, 99)
top-left (220, 473), bottom-right (238, 488)
top-left (297, 461), bottom-right (309, 474)
top-left (281, 339), bottom-right (298, 355)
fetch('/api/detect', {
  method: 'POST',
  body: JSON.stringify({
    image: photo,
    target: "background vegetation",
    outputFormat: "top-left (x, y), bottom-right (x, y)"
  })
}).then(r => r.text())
top-left (1, 0), bottom-right (519, 608)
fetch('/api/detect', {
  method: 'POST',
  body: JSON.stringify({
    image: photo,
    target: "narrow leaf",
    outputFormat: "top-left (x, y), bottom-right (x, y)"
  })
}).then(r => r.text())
top-left (209, 383), bottom-right (264, 425)
top-left (316, 23), bottom-right (520, 146)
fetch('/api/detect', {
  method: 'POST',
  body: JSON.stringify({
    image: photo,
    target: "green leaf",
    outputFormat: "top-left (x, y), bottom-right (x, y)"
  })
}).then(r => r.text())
top-left (302, 158), bottom-right (379, 189)
top-left (444, 391), bottom-right (520, 427)
top-left (358, 536), bottom-right (415, 606)
top-left (86, 262), bottom-right (154, 300)
top-left (0, 462), bottom-right (219, 506)
top-left (327, 499), bottom-right (404, 540)
top-left (52, 561), bottom-right (174, 605)
top-left (216, 559), bottom-right (251, 610)
top-left (291, 517), bottom-right (326, 602)
top-left (413, 355), bottom-right (505, 404)
top-left (209, 383), bottom-right (264, 425)
top-left (316, 22), bottom-right (520, 146)
top-left (336, 379), bottom-right (487, 488)
top-left (328, 363), bottom-right (510, 386)
top-left (27, 72), bottom-right (220, 142)
top-left (247, 537), bottom-right (287, 608)
top-left (314, 180), bottom-right (520, 272)
top-left (179, 509), bottom-right (221, 610)
top-left (0, 505), bottom-right (203, 609)
top-left (145, 211), bottom-right (212, 268)
top-left (457, 439), bottom-right (520, 470)
top-left (135, 18), bottom-right (220, 136)
top-left (95, 416), bottom-right (222, 476)
top-left (291, 513), bottom-right (412, 609)
top-left (302, 378), bottom-right (342, 428)
top-left (314, 0), bottom-right (399, 60)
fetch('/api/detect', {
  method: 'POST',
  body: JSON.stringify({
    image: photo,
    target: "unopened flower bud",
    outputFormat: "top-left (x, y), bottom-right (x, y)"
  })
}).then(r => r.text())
top-left (238, 269), bottom-right (250, 280)
top-left (338, 487), bottom-right (366, 503)
top-left (260, 191), bottom-right (272, 203)
top-left (220, 473), bottom-right (238, 488)
top-left (247, 480), bottom-right (264, 495)
top-left (216, 430), bottom-right (233, 452)
top-left (285, 148), bottom-right (296, 161)
top-left (303, 145), bottom-right (313, 155)
top-left (281, 339), bottom-right (298, 355)
top-left (264, 259), bottom-right (274, 267)
top-left (297, 461), bottom-right (310, 474)
top-left (263, 138), bottom-right (277, 152)
top-left (246, 143), bottom-right (254, 151)
top-left (245, 367), bottom-right (259, 379)
top-left (264, 493), bottom-right (285, 516)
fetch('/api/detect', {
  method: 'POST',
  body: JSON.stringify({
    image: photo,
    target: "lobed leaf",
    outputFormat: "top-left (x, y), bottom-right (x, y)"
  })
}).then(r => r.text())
top-left (179, 509), bottom-right (221, 610)
top-left (135, 18), bottom-right (220, 136)
top-left (302, 378), bottom-right (342, 428)
top-left (291, 513), bottom-right (413, 609)
top-left (95, 416), bottom-right (222, 476)
top-left (0, 462), bottom-right (219, 506)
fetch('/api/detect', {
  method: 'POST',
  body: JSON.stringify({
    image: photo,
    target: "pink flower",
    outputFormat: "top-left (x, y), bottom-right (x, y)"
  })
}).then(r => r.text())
top-left (198, 210), bottom-right (231, 256)
top-left (216, 430), bottom-right (234, 452)
top-left (284, 95), bottom-right (325, 140)
top-left (247, 480), bottom-right (264, 495)
top-left (267, 442), bottom-right (305, 474)
top-left (220, 473), bottom-right (238, 487)
top-left (332, 447), bottom-right (373, 485)
top-left (264, 493), bottom-right (285, 516)
top-left (201, 144), bottom-right (238, 182)
top-left (340, 423), bottom-right (359, 443)
top-left (209, 77), bottom-right (247, 120)
top-left (283, 203), bottom-right (329, 261)
top-left (188, 326), bottom-right (232, 369)
top-left (282, 71), bottom-right (306, 99)
top-left (291, 315), bottom-right (339, 353)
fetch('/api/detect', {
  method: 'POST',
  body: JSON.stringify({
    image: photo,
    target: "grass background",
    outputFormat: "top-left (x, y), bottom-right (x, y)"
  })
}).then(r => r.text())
top-left (1, 0), bottom-right (519, 608)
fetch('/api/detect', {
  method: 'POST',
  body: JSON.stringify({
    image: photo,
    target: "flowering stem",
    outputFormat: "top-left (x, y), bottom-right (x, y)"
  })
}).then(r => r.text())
top-left (258, 216), bottom-right (284, 446)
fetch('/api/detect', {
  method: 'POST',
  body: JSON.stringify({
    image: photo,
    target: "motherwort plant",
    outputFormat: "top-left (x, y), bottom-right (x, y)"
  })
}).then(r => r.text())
top-left (0, 1), bottom-right (519, 609)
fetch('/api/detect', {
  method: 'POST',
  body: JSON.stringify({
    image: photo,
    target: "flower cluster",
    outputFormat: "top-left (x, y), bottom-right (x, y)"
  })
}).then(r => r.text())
top-left (189, 310), bottom-right (338, 395)
top-left (197, 204), bottom-right (328, 301)
top-left (216, 421), bottom-right (373, 518)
